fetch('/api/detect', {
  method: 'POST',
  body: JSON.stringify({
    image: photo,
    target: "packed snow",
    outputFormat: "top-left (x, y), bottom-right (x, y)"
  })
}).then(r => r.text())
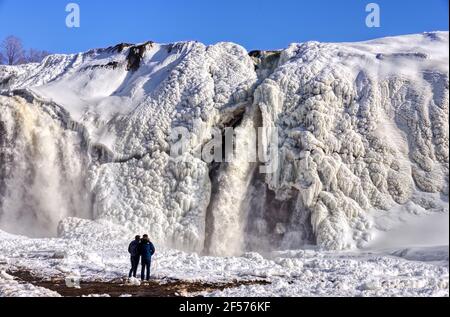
top-left (0, 32), bottom-right (448, 296)
top-left (0, 227), bottom-right (447, 297)
top-left (0, 270), bottom-right (60, 297)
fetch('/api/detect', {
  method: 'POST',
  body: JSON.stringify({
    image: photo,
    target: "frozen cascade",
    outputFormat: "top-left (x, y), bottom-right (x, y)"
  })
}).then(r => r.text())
top-left (206, 102), bottom-right (260, 256)
top-left (0, 94), bottom-right (92, 237)
top-left (0, 32), bottom-right (448, 254)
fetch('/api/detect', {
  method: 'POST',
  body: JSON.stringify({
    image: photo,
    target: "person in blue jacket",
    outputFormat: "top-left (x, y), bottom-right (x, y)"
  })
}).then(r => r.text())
top-left (128, 235), bottom-right (141, 278)
top-left (139, 234), bottom-right (155, 281)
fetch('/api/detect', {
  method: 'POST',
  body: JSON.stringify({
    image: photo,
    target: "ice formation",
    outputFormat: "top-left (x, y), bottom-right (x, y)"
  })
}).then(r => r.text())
top-left (0, 33), bottom-right (448, 255)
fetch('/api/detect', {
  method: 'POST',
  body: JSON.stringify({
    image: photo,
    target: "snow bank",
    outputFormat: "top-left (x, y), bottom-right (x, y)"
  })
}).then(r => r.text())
top-left (0, 270), bottom-right (60, 297)
top-left (0, 230), bottom-right (446, 297)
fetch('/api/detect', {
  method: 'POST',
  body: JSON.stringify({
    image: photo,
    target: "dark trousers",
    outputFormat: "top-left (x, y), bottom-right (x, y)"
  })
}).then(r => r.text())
top-left (129, 255), bottom-right (140, 278)
top-left (141, 259), bottom-right (151, 281)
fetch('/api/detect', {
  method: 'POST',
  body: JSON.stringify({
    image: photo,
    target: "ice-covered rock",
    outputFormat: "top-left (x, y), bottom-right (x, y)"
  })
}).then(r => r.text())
top-left (0, 33), bottom-right (448, 255)
top-left (253, 32), bottom-right (449, 251)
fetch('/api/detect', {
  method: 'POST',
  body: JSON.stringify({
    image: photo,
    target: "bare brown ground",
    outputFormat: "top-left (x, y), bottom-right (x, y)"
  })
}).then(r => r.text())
top-left (7, 269), bottom-right (270, 297)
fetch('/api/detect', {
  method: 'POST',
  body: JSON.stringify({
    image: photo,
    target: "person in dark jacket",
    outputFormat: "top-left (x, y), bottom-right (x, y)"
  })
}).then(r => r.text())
top-left (128, 235), bottom-right (141, 278)
top-left (139, 234), bottom-right (155, 281)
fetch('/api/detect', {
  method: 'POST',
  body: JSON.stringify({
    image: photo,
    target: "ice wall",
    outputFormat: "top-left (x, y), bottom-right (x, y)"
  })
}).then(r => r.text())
top-left (254, 33), bottom-right (449, 250)
top-left (2, 41), bottom-right (258, 252)
top-left (0, 32), bottom-right (448, 254)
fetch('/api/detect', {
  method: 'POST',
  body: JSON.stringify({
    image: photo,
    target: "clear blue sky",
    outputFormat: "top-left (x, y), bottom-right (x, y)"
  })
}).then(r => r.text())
top-left (0, 0), bottom-right (448, 53)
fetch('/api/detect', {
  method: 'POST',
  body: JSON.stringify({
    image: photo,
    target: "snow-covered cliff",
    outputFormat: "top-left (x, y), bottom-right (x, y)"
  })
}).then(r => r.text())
top-left (0, 32), bottom-right (448, 255)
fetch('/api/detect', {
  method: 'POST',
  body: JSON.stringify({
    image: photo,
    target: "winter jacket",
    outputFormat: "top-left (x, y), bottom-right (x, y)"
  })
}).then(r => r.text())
top-left (139, 240), bottom-right (155, 261)
top-left (128, 240), bottom-right (140, 257)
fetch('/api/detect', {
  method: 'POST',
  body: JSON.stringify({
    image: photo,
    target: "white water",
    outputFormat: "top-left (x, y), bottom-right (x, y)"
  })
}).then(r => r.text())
top-left (0, 96), bottom-right (91, 237)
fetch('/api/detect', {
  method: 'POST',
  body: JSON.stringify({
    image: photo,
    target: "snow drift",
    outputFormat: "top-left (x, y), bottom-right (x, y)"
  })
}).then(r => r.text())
top-left (0, 32), bottom-right (448, 255)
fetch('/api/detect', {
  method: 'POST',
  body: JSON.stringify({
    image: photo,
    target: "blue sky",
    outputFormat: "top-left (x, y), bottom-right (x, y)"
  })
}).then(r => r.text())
top-left (0, 0), bottom-right (448, 53)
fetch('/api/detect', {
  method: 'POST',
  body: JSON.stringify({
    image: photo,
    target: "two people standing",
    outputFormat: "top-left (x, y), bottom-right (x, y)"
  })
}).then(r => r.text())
top-left (128, 234), bottom-right (156, 281)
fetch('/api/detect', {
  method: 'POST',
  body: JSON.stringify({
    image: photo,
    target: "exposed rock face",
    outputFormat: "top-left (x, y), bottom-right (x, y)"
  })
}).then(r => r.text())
top-left (0, 33), bottom-right (448, 254)
top-left (126, 41), bottom-right (154, 71)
